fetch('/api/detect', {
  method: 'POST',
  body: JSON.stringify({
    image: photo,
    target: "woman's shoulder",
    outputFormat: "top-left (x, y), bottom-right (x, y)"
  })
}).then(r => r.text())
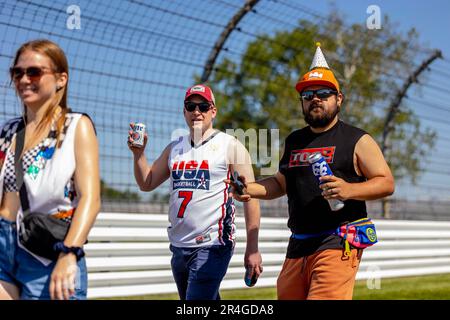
top-left (65, 110), bottom-right (88, 121)
top-left (0, 116), bottom-right (23, 138)
top-left (65, 111), bottom-right (96, 135)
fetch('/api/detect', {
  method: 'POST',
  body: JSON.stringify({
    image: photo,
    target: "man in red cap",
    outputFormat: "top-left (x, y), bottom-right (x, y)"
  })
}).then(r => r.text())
top-left (127, 84), bottom-right (262, 300)
top-left (226, 44), bottom-right (395, 299)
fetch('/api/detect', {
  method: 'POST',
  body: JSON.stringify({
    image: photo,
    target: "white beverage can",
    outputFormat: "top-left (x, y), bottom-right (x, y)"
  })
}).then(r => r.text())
top-left (131, 122), bottom-right (146, 147)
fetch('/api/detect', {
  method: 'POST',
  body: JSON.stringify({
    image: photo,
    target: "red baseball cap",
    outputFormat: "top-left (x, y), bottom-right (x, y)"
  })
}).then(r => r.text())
top-left (185, 84), bottom-right (216, 105)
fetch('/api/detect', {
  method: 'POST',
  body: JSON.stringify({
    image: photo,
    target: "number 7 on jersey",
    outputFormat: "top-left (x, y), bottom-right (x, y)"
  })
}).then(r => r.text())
top-left (177, 191), bottom-right (193, 218)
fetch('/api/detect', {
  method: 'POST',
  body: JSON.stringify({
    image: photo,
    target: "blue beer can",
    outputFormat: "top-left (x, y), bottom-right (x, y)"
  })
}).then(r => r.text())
top-left (307, 152), bottom-right (344, 211)
top-left (308, 152), bottom-right (333, 184)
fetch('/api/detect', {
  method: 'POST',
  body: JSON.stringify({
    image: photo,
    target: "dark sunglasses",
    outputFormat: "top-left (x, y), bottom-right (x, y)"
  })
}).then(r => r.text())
top-left (9, 66), bottom-right (54, 81)
top-left (184, 101), bottom-right (212, 113)
top-left (300, 88), bottom-right (338, 101)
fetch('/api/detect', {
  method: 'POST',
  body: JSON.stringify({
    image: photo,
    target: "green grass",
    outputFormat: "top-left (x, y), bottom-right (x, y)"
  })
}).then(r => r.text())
top-left (101, 273), bottom-right (450, 300)
top-left (353, 273), bottom-right (450, 300)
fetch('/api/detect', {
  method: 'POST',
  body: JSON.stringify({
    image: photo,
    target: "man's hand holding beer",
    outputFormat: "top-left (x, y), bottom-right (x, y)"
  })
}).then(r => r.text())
top-left (127, 122), bottom-right (148, 156)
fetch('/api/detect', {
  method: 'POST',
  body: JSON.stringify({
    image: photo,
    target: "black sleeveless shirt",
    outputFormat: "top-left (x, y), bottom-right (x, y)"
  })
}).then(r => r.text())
top-left (279, 120), bottom-right (368, 258)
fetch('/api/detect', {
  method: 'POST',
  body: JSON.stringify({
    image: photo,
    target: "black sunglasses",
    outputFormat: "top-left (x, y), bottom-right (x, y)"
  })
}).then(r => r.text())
top-left (184, 101), bottom-right (212, 113)
top-left (300, 88), bottom-right (338, 101)
top-left (9, 66), bottom-right (54, 82)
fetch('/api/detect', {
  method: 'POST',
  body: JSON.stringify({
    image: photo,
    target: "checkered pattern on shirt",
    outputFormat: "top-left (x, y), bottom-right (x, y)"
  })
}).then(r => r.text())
top-left (4, 142), bottom-right (44, 192)
top-left (1, 114), bottom-right (75, 194)
top-left (0, 117), bottom-right (23, 155)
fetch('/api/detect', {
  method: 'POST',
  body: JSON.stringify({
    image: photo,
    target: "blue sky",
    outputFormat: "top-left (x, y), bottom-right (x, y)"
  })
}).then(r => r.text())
top-left (308, 1), bottom-right (450, 71)
top-left (332, 0), bottom-right (450, 56)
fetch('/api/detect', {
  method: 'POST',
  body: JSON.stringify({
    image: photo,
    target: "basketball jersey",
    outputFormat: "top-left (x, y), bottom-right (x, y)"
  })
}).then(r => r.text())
top-left (167, 131), bottom-right (236, 248)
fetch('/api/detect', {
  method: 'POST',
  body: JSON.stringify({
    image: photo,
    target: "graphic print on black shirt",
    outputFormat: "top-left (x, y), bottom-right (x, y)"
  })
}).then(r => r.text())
top-left (279, 120), bottom-right (369, 257)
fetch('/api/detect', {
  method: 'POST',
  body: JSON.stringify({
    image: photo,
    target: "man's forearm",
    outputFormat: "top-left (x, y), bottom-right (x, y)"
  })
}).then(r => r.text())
top-left (348, 176), bottom-right (395, 201)
top-left (243, 199), bottom-right (260, 252)
top-left (133, 153), bottom-right (151, 190)
top-left (246, 176), bottom-right (285, 200)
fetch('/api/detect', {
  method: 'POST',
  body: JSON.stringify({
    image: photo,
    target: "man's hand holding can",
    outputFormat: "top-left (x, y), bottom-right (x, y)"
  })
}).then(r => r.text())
top-left (128, 122), bottom-right (147, 155)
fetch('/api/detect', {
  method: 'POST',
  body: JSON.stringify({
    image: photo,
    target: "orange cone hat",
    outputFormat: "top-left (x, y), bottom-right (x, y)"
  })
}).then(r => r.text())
top-left (295, 43), bottom-right (340, 93)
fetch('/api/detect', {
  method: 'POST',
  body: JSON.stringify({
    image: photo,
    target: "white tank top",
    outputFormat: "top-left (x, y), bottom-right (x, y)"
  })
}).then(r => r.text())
top-left (14, 113), bottom-right (82, 265)
top-left (167, 131), bottom-right (236, 248)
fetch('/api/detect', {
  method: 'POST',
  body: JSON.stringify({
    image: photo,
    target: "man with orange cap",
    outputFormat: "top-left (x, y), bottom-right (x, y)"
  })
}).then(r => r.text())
top-left (226, 44), bottom-right (395, 299)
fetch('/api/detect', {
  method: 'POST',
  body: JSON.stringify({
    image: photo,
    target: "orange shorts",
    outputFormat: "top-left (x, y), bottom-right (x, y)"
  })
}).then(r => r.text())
top-left (277, 248), bottom-right (362, 300)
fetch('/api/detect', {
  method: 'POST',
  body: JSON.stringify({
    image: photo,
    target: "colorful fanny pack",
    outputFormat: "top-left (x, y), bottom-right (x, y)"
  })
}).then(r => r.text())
top-left (335, 218), bottom-right (378, 257)
top-left (291, 218), bottom-right (378, 257)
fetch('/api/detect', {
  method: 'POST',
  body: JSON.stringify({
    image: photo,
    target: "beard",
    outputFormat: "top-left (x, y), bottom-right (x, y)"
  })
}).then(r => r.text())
top-left (302, 102), bottom-right (340, 128)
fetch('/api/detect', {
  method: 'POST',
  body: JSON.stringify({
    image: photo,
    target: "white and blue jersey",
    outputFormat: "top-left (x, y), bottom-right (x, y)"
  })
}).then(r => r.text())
top-left (167, 131), bottom-right (236, 248)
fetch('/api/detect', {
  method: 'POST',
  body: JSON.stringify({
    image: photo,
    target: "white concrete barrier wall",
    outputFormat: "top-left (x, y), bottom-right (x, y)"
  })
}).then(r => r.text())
top-left (85, 213), bottom-right (450, 299)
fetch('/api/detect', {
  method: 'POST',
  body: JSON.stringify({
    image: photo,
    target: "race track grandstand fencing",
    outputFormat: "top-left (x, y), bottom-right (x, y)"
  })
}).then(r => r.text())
top-left (1, 0), bottom-right (449, 219)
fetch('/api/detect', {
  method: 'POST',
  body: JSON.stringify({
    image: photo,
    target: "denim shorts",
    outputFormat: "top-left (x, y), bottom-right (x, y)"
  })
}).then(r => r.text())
top-left (170, 243), bottom-right (234, 300)
top-left (0, 216), bottom-right (88, 300)
top-left (0, 217), bottom-right (18, 286)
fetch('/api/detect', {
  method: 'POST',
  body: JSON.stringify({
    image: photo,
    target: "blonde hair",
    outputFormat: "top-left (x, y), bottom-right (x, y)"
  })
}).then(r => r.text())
top-left (11, 39), bottom-right (70, 151)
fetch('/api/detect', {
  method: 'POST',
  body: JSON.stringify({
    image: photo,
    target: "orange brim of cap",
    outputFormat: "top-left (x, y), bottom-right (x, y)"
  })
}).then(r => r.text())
top-left (295, 68), bottom-right (340, 93)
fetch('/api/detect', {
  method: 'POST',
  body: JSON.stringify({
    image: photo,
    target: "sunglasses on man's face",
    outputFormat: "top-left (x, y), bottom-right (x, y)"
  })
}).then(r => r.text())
top-left (184, 101), bottom-right (212, 113)
top-left (9, 66), bottom-right (54, 82)
top-left (300, 88), bottom-right (338, 101)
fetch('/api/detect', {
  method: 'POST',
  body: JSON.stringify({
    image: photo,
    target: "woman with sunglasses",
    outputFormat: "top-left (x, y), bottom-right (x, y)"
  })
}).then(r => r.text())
top-left (127, 84), bottom-right (262, 300)
top-left (0, 39), bottom-right (100, 300)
